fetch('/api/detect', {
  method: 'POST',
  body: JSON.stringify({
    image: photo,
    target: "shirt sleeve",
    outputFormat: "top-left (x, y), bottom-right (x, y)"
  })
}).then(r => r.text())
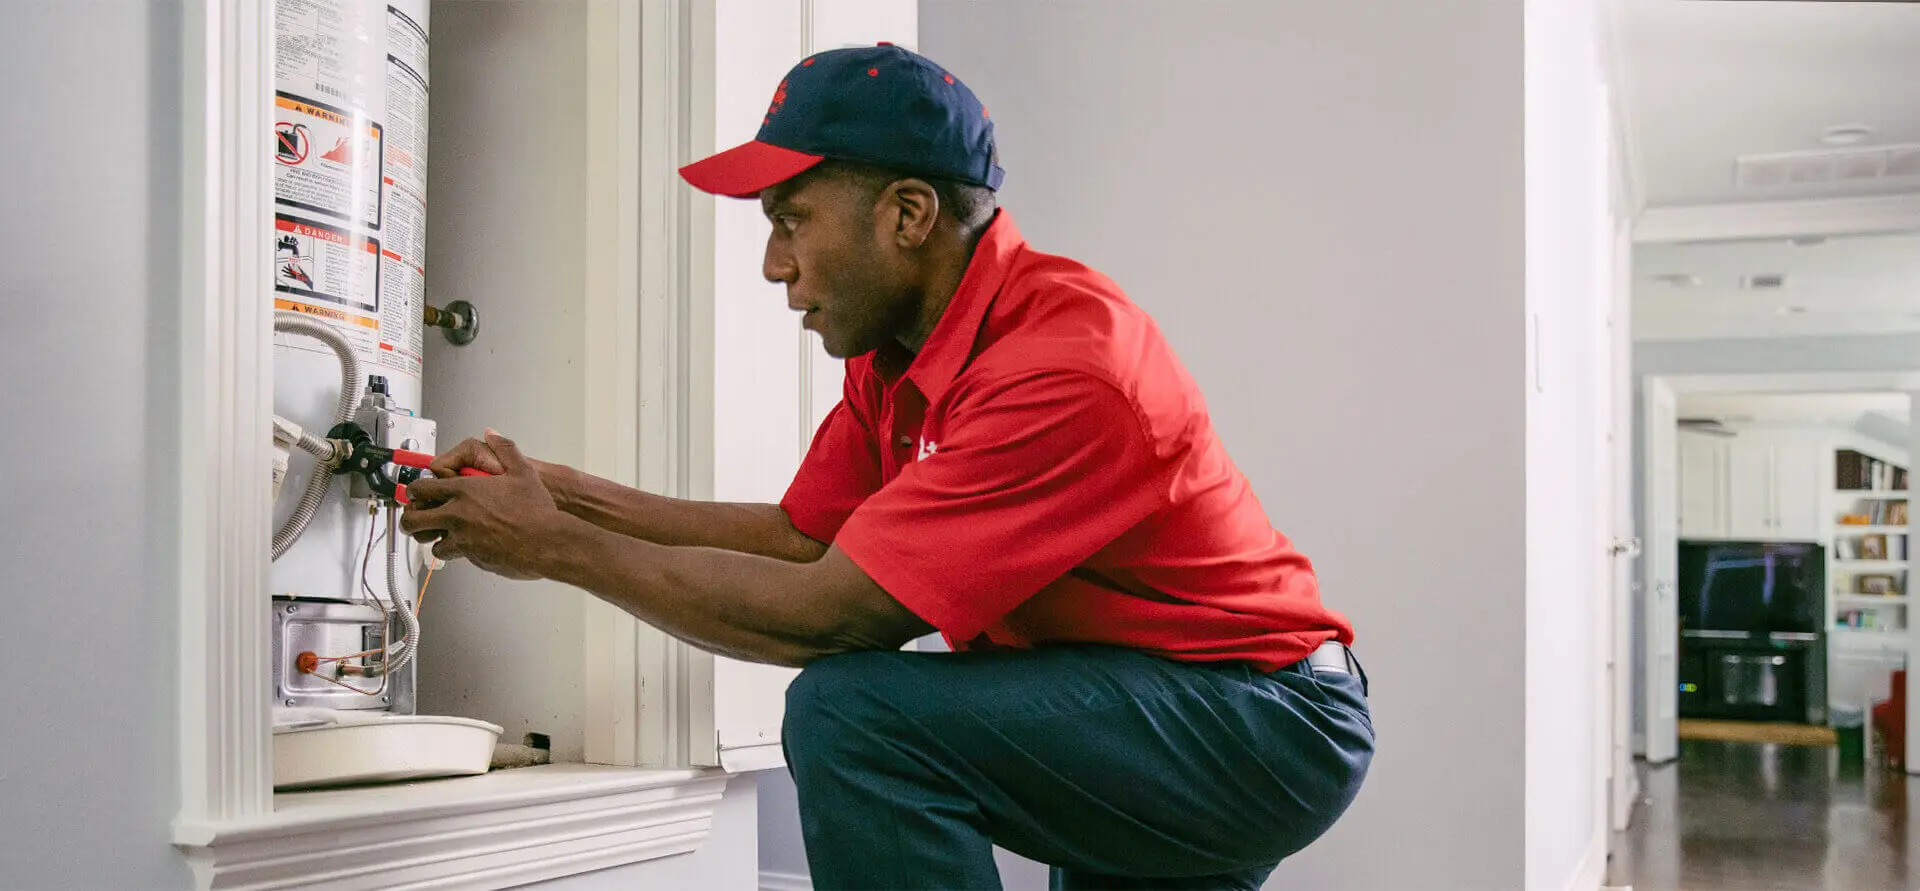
top-left (779, 368), bottom-right (886, 545)
top-left (833, 369), bottom-right (1172, 641)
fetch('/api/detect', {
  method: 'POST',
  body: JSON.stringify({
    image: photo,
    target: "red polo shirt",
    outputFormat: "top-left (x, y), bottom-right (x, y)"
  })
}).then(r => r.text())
top-left (781, 211), bottom-right (1353, 671)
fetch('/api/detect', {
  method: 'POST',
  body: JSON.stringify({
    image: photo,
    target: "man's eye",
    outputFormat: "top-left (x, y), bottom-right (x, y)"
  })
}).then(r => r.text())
top-left (777, 216), bottom-right (800, 231)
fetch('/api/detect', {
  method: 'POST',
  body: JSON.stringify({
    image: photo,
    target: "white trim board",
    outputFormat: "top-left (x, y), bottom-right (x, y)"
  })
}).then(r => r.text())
top-left (582, 0), bottom-right (647, 769)
top-left (180, 766), bottom-right (729, 891)
top-left (1565, 822), bottom-right (1610, 891)
top-left (176, 0), bottom-right (274, 832)
top-left (1651, 371), bottom-right (1920, 395)
top-left (1635, 194), bottom-right (1920, 244)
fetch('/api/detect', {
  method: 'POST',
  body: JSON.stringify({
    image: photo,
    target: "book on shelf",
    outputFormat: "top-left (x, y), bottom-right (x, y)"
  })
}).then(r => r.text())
top-left (1833, 533), bottom-right (1907, 561)
top-left (1836, 449), bottom-right (1909, 492)
top-left (1836, 607), bottom-right (1903, 631)
top-left (1853, 572), bottom-right (1906, 596)
top-left (1838, 501), bottom-right (1909, 526)
top-left (1841, 503), bottom-right (1911, 526)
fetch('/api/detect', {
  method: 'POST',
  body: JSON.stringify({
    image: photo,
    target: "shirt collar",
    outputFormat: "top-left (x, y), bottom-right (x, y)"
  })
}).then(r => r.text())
top-left (877, 209), bottom-right (1025, 406)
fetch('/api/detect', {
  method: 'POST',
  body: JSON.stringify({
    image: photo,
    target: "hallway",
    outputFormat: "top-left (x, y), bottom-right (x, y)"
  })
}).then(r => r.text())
top-left (1609, 740), bottom-right (1918, 890)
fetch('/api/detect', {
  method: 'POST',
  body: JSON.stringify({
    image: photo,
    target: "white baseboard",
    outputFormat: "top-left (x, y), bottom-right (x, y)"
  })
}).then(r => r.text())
top-left (1564, 825), bottom-right (1609, 891)
top-left (761, 869), bottom-right (813, 891)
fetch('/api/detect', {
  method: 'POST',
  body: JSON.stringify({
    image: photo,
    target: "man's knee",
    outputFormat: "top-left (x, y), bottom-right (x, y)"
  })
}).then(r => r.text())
top-left (783, 650), bottom-right (908, 767)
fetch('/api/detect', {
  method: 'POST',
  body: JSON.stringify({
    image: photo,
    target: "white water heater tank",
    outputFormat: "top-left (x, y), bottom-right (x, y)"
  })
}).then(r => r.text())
top-left (269, 0), bottom-right (433, 610)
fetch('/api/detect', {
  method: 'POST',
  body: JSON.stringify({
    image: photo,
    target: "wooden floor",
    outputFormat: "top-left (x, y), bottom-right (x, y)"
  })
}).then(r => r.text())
top-left (1607, 739), bottom-right (1915, 891)
top-left (1678, 718), bottom-right (1838, 747)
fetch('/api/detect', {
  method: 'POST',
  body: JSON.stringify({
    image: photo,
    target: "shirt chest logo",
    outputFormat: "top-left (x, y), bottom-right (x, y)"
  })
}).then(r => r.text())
top-left (917, 437), bottom-right (940, 461)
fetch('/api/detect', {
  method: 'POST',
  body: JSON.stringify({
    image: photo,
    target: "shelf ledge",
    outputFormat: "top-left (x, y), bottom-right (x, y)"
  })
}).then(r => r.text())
top-left (174, 764), bottom-right (731, 891)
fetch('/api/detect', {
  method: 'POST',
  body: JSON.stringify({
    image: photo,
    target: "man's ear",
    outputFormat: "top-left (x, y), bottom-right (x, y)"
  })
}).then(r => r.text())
top-left (884, 178), bottom-right (940, 249)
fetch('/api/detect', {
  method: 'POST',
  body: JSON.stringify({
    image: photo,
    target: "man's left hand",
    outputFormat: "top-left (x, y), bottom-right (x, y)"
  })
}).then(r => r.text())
top-left (400, 430), bottom-right (572, 581)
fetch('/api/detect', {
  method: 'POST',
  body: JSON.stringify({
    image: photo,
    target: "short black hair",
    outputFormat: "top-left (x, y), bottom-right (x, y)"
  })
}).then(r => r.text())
top-left (811, 159), bottom-right (997, 234)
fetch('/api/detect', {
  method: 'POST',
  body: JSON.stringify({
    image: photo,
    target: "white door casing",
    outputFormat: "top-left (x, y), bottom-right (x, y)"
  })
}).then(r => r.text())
top-left (1608, 221), bottom-right (1637, 832)
top-left (1643, 378), bottom-right (1681, 764)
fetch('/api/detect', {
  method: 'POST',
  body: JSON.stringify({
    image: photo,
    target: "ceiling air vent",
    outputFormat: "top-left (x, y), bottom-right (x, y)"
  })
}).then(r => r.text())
top-left (1679, 419), bottom-right (1737, 438)
top-left (1736, 143), bottom-right (1920, 188)
top-left (1741, 274), bottom-right (1787, 290)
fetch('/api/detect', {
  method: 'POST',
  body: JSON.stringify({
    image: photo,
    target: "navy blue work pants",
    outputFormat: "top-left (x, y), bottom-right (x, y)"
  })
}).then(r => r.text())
top-left (781, 643), bottom-right (1374, 890)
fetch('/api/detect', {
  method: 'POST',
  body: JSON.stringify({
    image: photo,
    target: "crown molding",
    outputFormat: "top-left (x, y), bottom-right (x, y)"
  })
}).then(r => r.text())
top-left (1635, 194), bottom-right (1920, 244)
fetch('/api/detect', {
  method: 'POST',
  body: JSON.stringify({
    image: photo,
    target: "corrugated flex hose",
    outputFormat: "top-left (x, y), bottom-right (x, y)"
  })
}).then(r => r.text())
top-left (383, 506), bottom-right (421, 675)
top-left (272, 310), bottom-right (362, 560)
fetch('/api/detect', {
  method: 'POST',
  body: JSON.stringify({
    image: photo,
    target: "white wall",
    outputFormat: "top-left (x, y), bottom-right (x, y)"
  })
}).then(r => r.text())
top-left (917, 1), bottom-right (1555, 888)
top-left (0, 1), bottom-right (196, 887)
top-left (1525, 0), bottom-right (1612, 888)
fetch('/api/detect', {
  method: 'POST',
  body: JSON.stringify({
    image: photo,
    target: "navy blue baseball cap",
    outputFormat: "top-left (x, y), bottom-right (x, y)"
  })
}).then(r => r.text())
top-left (679, 43), bottom-right (1004, 198)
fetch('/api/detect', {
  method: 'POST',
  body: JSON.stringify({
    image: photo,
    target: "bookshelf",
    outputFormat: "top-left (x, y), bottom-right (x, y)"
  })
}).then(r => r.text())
top-left (1830, 448), bottom-right (1910, 636)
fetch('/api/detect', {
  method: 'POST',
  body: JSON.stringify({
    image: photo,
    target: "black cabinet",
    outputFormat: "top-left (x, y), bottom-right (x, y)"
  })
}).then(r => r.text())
top-left (1677, 633), bottom-right (1825, 724)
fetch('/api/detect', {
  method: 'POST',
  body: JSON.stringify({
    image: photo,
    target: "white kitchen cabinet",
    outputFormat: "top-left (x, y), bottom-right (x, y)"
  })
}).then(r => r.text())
top-left (1726, 441), bottom-right (1773, 539)
top-left (1677, 432), bottom-right (1728, 539)
top-left (1727, 441), bottom-right (1825, 542)
top-left (1771, 442), bottom-right (1824, 541)
top-left (1680, 434), bottom-right (1825, 542)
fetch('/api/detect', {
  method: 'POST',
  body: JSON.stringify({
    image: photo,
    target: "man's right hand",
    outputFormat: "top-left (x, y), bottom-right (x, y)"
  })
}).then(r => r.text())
top-left (428, 433), bottom-right (510, 479)
top-left (427, 430), bottom-right (576, 510)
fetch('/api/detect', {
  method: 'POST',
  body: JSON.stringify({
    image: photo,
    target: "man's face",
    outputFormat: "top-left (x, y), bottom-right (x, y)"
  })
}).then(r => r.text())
top-left (761, 171), bottom-right (914, 359)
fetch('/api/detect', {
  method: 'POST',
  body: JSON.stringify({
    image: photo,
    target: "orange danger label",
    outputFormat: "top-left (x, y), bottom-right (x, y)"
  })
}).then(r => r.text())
top-left (276, 217), bottom-right (349, 245)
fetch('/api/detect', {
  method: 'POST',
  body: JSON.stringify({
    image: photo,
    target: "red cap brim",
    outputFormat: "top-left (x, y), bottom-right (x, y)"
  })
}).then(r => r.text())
top-left (679, 140), bottom-right (825, 199)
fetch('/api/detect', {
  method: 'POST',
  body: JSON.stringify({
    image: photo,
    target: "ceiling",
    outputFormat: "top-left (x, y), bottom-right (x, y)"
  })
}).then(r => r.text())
top-left (1619, 0), bottom-right (1920, 209)
top-left (1634, 229), bottom-right (1920, 338)
top-left (1619, 0), bottom-right (1920, 341)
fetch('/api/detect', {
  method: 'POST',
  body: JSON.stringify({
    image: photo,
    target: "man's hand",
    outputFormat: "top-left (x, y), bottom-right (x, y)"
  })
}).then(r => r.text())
top-left (430, 431), bottom-right (578, 510)
top-left (401, 430), bottom-right (576, 581)
top-left (427, 434), bottom-right (512, 478)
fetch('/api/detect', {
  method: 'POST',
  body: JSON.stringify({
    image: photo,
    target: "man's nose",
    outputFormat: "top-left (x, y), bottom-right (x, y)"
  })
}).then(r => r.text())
top-left (764, 238), bottom-right (796, 285)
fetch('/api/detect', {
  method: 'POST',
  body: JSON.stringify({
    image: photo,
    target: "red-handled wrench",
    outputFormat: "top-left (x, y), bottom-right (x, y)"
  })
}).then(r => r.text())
top-left (326, 420), bottom-right (495, 506)
top-left (383, 448), bottom-right (492, 505)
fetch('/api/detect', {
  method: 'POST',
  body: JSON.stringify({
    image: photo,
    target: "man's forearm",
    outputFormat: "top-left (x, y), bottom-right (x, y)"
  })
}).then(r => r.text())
top-left (544, 463), bottom-right (826, 562)
top-left (537, 513), bottom-right (836, 667)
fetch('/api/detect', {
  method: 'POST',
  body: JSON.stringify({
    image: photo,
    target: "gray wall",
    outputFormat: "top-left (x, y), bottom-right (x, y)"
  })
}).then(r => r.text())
top-left (1631, 334), bottom-right (1920, 738)
top-left (416, 0), bottom-right (593, 764)
top-left (0, 1), bottom-right (195, 888)
top-left (894, 3), bottom-right (1536, 888)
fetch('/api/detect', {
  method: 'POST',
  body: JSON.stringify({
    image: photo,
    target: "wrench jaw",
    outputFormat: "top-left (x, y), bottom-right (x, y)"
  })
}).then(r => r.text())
top-left (327, 421), bottom-right (424, 505)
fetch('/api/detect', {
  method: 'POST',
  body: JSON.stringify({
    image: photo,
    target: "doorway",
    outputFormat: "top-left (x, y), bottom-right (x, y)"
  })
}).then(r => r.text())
top-left (1640, 375), bottom-right (1920, 766)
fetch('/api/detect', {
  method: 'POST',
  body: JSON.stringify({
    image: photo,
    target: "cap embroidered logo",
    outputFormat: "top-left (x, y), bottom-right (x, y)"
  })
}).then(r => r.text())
top-left (764, 79), bottom-right (790, 126)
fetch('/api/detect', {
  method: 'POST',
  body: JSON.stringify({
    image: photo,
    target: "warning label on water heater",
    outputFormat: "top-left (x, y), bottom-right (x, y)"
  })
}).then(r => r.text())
top-left (274, 92), bottom-right (384, 229)
top-left (274, 214), bottom-right (380, 314)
